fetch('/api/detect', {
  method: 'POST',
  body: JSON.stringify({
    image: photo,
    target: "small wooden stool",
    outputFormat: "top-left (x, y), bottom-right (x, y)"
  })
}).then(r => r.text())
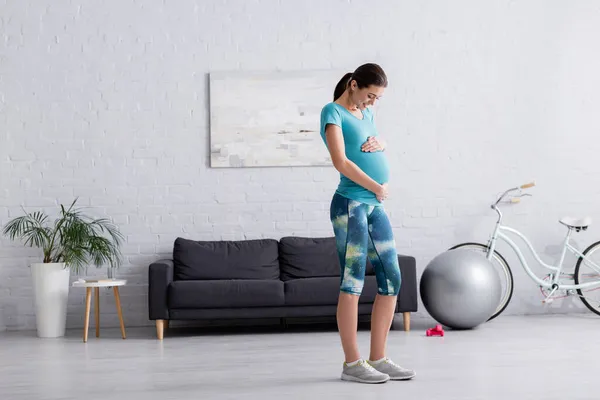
top-left (72, 279), bottom-right (127, 342)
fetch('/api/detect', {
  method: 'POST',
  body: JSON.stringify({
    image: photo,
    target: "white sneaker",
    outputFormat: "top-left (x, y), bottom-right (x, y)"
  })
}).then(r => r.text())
top-left (341, 359), bottom-right (390, 384)
top-left (367, 357), bottom-right (416, 380)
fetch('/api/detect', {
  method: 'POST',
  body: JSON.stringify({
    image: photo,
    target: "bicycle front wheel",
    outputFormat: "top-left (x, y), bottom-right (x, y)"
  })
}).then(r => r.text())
top-left (574, 240), bottom-right (600, 316)
top-left (448, 242), bottom-right (514, 321)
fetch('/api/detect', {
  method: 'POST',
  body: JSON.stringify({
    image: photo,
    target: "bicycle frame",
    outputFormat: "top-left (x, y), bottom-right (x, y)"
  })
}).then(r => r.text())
top-left (485, 187), bottom-right (600, 291)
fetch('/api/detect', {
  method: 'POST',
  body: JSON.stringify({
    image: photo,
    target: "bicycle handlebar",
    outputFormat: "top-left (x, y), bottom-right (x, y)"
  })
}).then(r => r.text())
top-left (493, 181), bottom-right (535, 208)
top-left (520, 181), bottom-right (536, 189)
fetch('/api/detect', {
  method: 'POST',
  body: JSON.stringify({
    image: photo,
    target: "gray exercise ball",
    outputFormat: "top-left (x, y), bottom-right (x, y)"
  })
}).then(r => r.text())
top-left (420, 249), bottom-right (502, 329)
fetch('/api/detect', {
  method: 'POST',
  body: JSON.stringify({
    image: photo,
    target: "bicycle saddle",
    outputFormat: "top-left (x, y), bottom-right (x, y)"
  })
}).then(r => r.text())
top-left (559, 216), bottom-right (592, 230)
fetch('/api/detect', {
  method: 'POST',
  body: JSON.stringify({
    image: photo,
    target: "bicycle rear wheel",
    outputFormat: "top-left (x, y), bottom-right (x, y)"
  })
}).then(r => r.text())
top-left (574, 240), bottom-right (600, 316)
top-left (448, 242), bottom-right (514, 321)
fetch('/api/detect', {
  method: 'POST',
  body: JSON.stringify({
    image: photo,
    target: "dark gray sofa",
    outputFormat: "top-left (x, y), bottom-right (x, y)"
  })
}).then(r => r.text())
top-left (148, 236), bottom-right (418, 339)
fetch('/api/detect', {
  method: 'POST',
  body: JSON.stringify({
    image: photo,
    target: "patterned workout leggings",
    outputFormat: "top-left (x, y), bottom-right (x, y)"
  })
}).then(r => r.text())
top-left (330, 193), bottom-right (401, 296)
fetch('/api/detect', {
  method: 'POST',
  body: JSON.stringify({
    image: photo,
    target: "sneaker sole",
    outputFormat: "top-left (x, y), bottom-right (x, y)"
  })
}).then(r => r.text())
top-left (389, 372), bottom-right (416, 381)
top-left (341, 373), bottom-right (390, 384)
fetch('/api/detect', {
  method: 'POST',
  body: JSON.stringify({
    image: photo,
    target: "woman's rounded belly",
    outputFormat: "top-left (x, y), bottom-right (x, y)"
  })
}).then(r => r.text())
top-left (350, 151), bottom-right (390, 184)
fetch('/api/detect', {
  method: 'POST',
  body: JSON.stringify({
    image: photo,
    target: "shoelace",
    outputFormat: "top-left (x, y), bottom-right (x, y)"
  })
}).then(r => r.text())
top-left (384, 358), bottom-right (404, 370)
top-left (358, 360), bottom-right (378, 372)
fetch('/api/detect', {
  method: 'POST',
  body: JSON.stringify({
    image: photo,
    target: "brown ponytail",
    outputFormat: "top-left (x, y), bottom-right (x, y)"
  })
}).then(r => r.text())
top-left (333, 72), bottom-right (353, 101)
top-left (332, 63), bottom-right (388, 101)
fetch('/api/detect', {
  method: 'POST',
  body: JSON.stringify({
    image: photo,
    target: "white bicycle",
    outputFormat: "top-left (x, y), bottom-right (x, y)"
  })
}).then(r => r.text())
top-left (450, 182), bottom-right (600, 320)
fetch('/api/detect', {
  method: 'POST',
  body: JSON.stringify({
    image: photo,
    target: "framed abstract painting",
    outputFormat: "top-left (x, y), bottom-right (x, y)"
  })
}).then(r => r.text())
top-left (209, 70), bottom-right (342, 168)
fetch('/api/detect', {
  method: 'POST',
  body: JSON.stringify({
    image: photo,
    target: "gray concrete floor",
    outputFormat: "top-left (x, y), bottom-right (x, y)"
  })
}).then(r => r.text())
top-left (0, 314), bottom-right (598, 400)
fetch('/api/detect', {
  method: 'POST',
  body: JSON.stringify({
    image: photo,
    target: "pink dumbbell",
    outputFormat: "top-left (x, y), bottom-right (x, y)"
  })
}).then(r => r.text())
top-left (426, 324), bottom-right (445, 337)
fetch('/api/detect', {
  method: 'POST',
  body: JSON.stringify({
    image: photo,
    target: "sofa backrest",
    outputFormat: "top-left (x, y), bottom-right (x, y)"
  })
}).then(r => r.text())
top-left (278, 236), bottom-right (339, 281)
top-left (276, 236), bottom-right (360, 280)
top-left (278, 236), bottom-right (376, 280)
top-left (173, 237), bottom-right (280, 280)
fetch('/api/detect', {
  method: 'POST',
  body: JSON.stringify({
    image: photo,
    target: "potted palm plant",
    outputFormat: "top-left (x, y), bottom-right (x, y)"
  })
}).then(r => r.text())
top-left (3, 198), bottom-right (124, 338)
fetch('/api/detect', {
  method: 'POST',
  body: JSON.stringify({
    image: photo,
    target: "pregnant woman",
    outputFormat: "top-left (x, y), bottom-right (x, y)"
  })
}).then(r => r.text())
top-left (319, 63), bottom-right (415, 384)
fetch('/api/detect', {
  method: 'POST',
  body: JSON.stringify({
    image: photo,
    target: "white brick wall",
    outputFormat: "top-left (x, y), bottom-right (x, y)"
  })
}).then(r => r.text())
top-left (2, 0), bottom-right (600, 331)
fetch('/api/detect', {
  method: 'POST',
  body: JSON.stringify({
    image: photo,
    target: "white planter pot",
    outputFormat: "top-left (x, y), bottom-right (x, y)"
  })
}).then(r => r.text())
top-left (30, 262), bottom-right (71, 338)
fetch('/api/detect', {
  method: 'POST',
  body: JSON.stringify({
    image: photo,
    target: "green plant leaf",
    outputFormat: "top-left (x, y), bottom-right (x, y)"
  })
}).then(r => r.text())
top-left (2, 212), bottom-right (51, 249)
top-left (2, 199), bottom-right (123, 272)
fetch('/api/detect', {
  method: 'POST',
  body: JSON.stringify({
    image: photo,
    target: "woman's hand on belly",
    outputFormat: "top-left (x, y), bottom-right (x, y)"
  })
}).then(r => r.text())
top-left (361, 136), bottom-right (386, 152)
top-left (375, 183), bottom-right (388, 202)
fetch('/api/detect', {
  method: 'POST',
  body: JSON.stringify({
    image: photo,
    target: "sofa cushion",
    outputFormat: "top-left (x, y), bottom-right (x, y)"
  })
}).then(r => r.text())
top-left (169, 279), bottom-right (285, 309)
top-left (278, 236), bottom-right (375, 281)
top-left (284, 276), bottom-right (380, 306)
top-left (173, 237), bottom-right (280, 280)
top-left (279, 236), bottom-right (340, 280)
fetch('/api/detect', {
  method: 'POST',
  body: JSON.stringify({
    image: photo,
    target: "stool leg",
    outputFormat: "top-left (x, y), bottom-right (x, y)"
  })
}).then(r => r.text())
top-left (95, 287), bottom-right (100, 338)
top-left (113, 287), bottom-right (126, 339)
top-left (83, 287), bottom-right (92, 342)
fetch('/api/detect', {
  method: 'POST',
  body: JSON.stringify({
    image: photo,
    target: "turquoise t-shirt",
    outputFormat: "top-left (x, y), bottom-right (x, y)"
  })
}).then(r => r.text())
top-left (320, 102), bottom-right (390, 205)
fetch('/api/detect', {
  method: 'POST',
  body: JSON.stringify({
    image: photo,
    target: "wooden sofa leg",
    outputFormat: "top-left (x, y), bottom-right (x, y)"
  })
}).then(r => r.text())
top-left (403, 312), bottom-right (411, 332)
top-left (156, 320), bottom-right (165, 340)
